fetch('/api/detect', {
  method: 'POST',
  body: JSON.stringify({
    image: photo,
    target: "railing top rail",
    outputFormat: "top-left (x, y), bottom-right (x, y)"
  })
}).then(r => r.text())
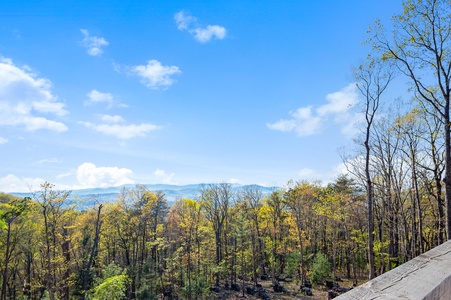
top-left (336, 240), bottom-right (451, 300)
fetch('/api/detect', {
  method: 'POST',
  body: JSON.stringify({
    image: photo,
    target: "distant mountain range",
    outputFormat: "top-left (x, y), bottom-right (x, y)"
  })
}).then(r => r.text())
top-left (11, 183), bottom-right (280, 208)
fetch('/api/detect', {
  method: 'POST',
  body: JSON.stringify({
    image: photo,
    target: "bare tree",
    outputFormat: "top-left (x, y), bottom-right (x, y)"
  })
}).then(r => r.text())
top-left (354, 57), bottom-right (394, 279)
top-left (374, 0), bottom-right (451, 239)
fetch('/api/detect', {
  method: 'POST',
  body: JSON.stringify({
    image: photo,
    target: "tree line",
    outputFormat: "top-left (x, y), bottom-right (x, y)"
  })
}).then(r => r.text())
top-left (0, 172), bottom-right (446, 299)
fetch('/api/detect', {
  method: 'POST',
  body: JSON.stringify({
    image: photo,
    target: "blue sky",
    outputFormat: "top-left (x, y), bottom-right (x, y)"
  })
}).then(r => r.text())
top-left (0, 0), bottom-right (403, 192)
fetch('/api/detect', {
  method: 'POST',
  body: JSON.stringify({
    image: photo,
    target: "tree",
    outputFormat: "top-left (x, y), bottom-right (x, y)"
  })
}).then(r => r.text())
top-left (200, 183), bottom-right (231, 286)
top-left (375, 0), bottom-right (451, 240)
top-left (32, 182), bottom-right (72, 300)
top-left (354, 57), bottom-right (394, 279)
top-left (0, 196), bottom-right (29, 300)
top-left (395, 111), bottom-right (425, 255)
top-left (284, 181), bottom-right (318, 285)
top-left (261, 190), bottom-right (287, 281)
top-left (173, 198), bottom-right (203, 300)
top-left (231, 201), bottom-right (251, 297)
top-left (416, 103), bottom-right (446, 245)
top-left (237, 185), bottom-right (264, 286)
top-left (330, 175), bottom-right (364, 279)
top-left (370, 111), bottom-right (403, 271)
top-left (81, 203), bottom-right (103, 300)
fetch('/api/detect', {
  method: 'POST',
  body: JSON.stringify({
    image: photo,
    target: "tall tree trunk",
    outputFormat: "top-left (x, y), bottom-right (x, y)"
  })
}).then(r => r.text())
top-left (411, 153), bottom-right (424, 253)
top-left (435, 176), bottom-right (445, 245)
top-left (365, 136), bottom-right (376, 279)
top-left (445, 107), bottom-right (451, 240)
top-left (296, 222), bottom-right (306, 285)
top-left (82, 204), bottom-right (103, 300)
top-left (1, 221), bottom-right (12, 300)
top-left (215, 229), bottom-right (221, 286)
top-left (251, 234), bottom-right (257, 287)
top-left (61, 226), bottom-right (71, 300)
top-left (43, 207), bottom-right (55, 300)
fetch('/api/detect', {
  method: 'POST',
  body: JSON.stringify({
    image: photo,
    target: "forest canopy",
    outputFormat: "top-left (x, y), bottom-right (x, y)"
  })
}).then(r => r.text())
top-left (0, 176), bottom-right (443, 299)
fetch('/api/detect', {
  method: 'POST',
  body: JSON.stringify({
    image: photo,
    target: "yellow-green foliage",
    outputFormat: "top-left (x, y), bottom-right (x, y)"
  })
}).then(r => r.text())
top-left (92, 275), bottom-right (130, 300)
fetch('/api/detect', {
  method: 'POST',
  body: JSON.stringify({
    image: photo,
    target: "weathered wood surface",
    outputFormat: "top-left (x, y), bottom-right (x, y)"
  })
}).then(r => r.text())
top-left (336, 240), bottom-right (451, 299)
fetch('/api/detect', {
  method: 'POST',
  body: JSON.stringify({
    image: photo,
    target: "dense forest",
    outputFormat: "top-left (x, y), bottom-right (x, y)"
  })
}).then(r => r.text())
top-left (2, 0), bottom-right (451, 299)
top-left (0, 171), bottom-right (446, 300)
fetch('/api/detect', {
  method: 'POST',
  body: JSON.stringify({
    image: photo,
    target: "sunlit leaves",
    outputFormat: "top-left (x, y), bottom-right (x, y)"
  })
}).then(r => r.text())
top-left (92, 274), bottom-right (130, 300)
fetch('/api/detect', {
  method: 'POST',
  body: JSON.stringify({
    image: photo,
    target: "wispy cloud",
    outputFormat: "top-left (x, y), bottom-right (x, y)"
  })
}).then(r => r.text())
top-left (154, 169), bottom-right (176, 184)
top-left (99, 114), bottom-right (125, 123)
top-left (317, 84), bottom-right (359, 116)
top-left (80, 29), bottom-right (109, 56)
top-left (0, 174), bottom-right (45, 193)
top-left (175, 11), bottom-right (227, 43)
top-left (228, 178), bottom-right (240, 184)
top-left (174, 11), bottom-right (196, 30)
top-left (267, 83), bottom-right (360, 137)
top-left (84, 90), bottom-right (127, 108)
top-left (77, 162), bottom-right (134, 188)
top-left (131, 60), bottom-right (181, 89)
top-left (295, 163), bottom-right (352, 184)
top-left (0, 137), bottom-right (8, 145)
top-left (37, 157), bottom-right (61, 164)
top-left (267, 106), bottom-right (322, 136)
top-left (85, 89), bottom-right (112, 105)
top-left (32, 101), bottom-right (67, 116)
top-left (0, 57), bottom-right (68, 132)
top-left (298, 168), bottom-right (320, 180)
top-left (192, 26), bottom-right (227, 43)
top-left (80, 114), bottom-right (161, 139)
top-left (56, 172), bottom-right (71, 179)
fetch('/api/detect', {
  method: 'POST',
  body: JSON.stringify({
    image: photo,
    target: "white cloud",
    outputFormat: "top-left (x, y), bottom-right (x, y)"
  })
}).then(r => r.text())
top-left (192, 25), bottom-right (227, 43)
top-left (77, 162), bottom-right (134, 188)
top-left (85, 90), bottom-right (112, 105)
top-left (174, 11), bottom-right (196, 30)
top-left (294, 164), bottom-right (352, 185)
top-left (0, 111), bottom-right (68, 132)
top-left (174, 11), bottom-right (227, 43)
top-left (0, 58), bottom-right (68, 132)
top-left (0, 137), bottom-right (8, 144)
top-left (80, 29), bottom-right (109, 56)
top-left (131, 60), bottom-right (181, 89)
top-left (80, 115), bottom-right (161, 139)
top-left (84, 90), bottom-right (127, 108)
top-left (32, 100), bottom-right (67, 116)
top-left (298, 168), bottom-right (320, 179)
top-left (317, 84), bottom-right (359, 116)
top-left (0, 174), bottom-right (45, 193)
top-left (332, 163), bottom-right (350, 178)
top-left (228, 178), bottom-right (240, 184)
top-left (267, 106), bottom-right (323, 136)
top-left (80, 122), bottom-right (159, 139)
top-left (341, 112), bottom-right (364, 137)
top-left (154, 169), bottom-right (175, 184)
top-left (99, 114), bottom-right (125, 123)
top-left (268, 83), bottom-right (360, 137)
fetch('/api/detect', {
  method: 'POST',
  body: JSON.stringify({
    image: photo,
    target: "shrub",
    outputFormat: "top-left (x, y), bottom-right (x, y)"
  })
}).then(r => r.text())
top-left (310, 253), bottom-right (331, 285)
